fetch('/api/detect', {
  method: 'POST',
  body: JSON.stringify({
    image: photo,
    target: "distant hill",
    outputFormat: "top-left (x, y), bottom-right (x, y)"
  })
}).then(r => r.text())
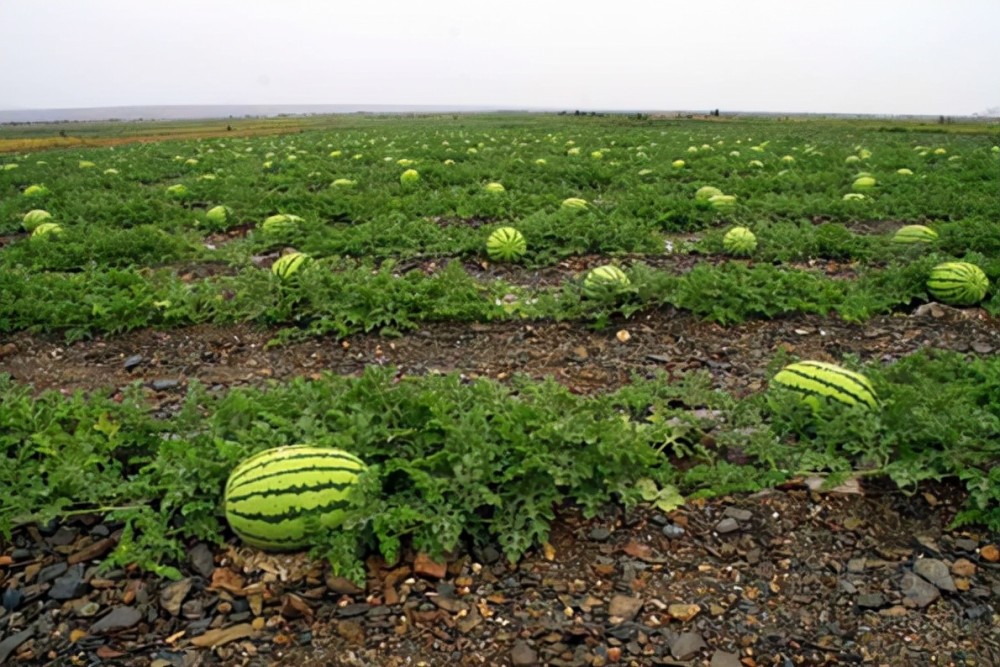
top-left (0, 104), bottom-right (531, 124)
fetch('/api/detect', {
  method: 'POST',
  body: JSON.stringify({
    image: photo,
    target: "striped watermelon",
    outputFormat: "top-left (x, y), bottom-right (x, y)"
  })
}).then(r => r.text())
top-left (261, 213), bottom-right (304, 235)
top-left (486, 227), bottom-right (527, 261)
top-left (892, 225), bottom-right (937, 244)
top-left (583, 265), bottom-right (630, 298)
top-left (22, 209), bottom-right (53, 231)
top-left (31, 222), bottom-right (63, 239)
top-left (224, 445), bottom-right (366, 550)
top-left (271, 252), bottom-right (310, 279)
top-left (771, 360), bottom-right (879, 412)
top-left (927, 262), bottom-right (989, 305)
top-left (722, 227), bottom-right (757, 256)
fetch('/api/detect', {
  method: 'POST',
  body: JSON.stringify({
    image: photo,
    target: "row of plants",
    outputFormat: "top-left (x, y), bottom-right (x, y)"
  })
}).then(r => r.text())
top-left (3, 118), bottom-right (998, 240)
top-left (2, 348), bottom-right (997, 581)
top-left (3, 252), bottom-right (997, 342)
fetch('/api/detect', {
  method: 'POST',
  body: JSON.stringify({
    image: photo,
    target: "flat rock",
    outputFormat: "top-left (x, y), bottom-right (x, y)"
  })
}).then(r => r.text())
top-left (0, 629), bottom-right (34, 664)
top-left (190, 623), bottom-right (254, 648)
top-left (710, 650), bottom-right (743, 667)
top-left (913, 558), bottom-right (956, 592)
top-left (900, 572), bottom-right (940, 608)
top-left (857, 593), bottom-right (886, 609)
top-left (49, 564), bottom-right (88, 600)
top-left (150, 378), bottom-right (181, 390)
top-left (667, 603), bottom-right (701, 622)
top-left (715, 518), bottom-right (740, 534)
top-left (188, 543), bottom-right (215, 578)
top-left (413, 552), bottom-right (447, 579)
top-left (91, 605), bottom-right (142, 633)
top-left (671, 632), bottom-right (707, 660)
top-left (588, 527), bottom-right (611, 542)
top-left (511, 639), bottom-right (538, 666)
top-left (722, 507), bottom-right (752, 522)
top-left (608, 594), bottom-right (643, 621)
top-left (123, 354), bottom-right (144, 370)
top-left (160, 578), bottom-right (194, 616)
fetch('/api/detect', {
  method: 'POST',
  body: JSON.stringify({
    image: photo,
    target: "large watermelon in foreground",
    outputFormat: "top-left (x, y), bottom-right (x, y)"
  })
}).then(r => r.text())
top-left (771, 360), bottom-right (879, 412)
top-left (224, 445), bottom-right (366, 550)
top-left (927, 262), bottom-right (989, 306)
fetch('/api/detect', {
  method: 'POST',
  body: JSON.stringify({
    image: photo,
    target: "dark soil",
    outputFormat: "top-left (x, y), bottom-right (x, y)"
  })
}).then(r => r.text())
top-left (2, 305), bottom-right (999, 666)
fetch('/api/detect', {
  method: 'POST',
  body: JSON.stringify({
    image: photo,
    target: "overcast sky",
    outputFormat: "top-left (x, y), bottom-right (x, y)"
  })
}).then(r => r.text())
top-left (2, 0), bottom-right (998, 115)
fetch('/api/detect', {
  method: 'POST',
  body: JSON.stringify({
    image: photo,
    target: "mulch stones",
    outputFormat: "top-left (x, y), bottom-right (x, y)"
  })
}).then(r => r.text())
top-left (2, 484), bottom-right (998, 666)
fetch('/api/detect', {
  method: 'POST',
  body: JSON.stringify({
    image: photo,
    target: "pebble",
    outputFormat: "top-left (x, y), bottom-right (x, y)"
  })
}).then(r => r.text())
top-left (914, 558), bottom-right (956, 592)
top-left (160, 578), bottom-right (194, 616)
top-left (856, 593), bottom-right (886, 609)
top-left (953, 538), bottom-right (978, 552)
top-left (846, 557), bottom-right (867, 573)
top-left (951, 558), bottom-right (976, 577)
top-left (473, 544), bottom-right (501, 565)
top-left (0, 629), bottom-right (34, 664)
top-left (2, 587), bottom-right (24, 612)
top-left (49, 564), bottom-right (88, 600)
top-left (188, 543), bottom-right (216, 578)
top-left (123, 354), bottom-right (144, 370)
top-left (413, 552), bottom-right (447, 579)
top-left (722, 507), bottom-right (752, 522)
top-left (511, 639), bottom-right (539, 666)
top-left (667, 603), bottom-right (701, 622)
top-left (980, 544), bottom-right (999, 562)
top-left (900, 572), bottom-right (940, 608)
top-left (38, 562), bottom-right (69, 585)
top-left (715, 518), bottom-right (740, 534)
top-left (336, 603), bottom-right (370, 618)
top-left (151, 378), bottom-right (181, 391)
top-left (608, 595), bottom-right (643, 621)
top-left (711, 650), bottom-right (743, 667)
top-left (588, 527), bottom-right (612, 542)
top-left (670, 632), bottom-right (707, 660)
top-left (662, 524), bottom-right (686, 539)
top-left (90, 605), bottom-right (142, 633)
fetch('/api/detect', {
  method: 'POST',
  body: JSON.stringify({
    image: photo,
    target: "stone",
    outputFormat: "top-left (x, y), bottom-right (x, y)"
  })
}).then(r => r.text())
top-left (413, 552), bottom-right (447, 579)
top-left (913, 559), bottom-right (956, 592)
top-left (670, 632), bottom-right (707, 660)
top-left (667, 603), bottom-right (701, 622)
top-left (0, 629), bottom-right (34, 664)
top-left (662, 524), bottom-right (685, 539)
top-left (188, 543), bottom-right (215, 578)
top-left (90, 606), bottom-right (142, 633)
top-left (123, 354), bottom-right (144, 370)
top-left (49, 564), bottom-right (88, 600)
top-left (856, 593), bottom-right (886, 609)
top-left (325, 575), bottom-right (364, 595)
top-left (608, 595), bottom-right (643, 621)
top-left (722, 507), bottom-right (752, 522)
top-left (587, 527), bottom-right (611, 542)
top-left (336, 603), bottom-right (370, 618)
top-left (980, 544), bottom-right (999, 562)
top-left (151, 378), bottom-right (181, 391)
top-left (160, 578), bottom-right (194, 616)
top-left (900, 572), bottom-right (940, 608)
top-left (511, 639), bottom-right (538, 666)
top-left (710, 650), bottom-right (743, 667)
top-left (715, 518), bottom-right (740, 534)
top-left (951, 558), bottom-right (976, 578)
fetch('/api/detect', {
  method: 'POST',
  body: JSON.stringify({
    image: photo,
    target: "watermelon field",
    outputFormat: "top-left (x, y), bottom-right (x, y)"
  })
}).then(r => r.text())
top-left (1, 114), bottom-right (1000, 665)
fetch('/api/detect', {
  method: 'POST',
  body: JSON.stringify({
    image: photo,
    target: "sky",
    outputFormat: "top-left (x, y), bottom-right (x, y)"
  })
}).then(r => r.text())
top-left (1, 0), bottom-right (999, 116)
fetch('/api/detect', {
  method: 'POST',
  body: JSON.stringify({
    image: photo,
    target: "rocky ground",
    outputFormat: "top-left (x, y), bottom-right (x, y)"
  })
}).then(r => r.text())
top-left (2, 305), bottom-right (999, 666)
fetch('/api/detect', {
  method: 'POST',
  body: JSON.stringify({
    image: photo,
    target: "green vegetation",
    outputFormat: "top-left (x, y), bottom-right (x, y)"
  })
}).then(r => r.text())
top-left (1, 114), bottom-right (998, 580)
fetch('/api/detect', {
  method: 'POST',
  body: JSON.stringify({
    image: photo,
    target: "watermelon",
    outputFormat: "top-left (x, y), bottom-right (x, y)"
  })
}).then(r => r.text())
top-left (722, 227), bottom-right (757, 256)
top-left (271, 252), bottom-right (310, 279)
top-left (695, 186), bottom-right (724, 202)
top-left (892, 225), bottom-right (937, 244)
top-left (261, 213), bottom-right (303, 235)
top-left (486, 227), bottom-right (527, 262)
top-left (583, 265), bottom-right (630, 298)
top-left (22, 209), bottom-right (53, 232)
top-left (771, 360), bottom-right (879, 411)
top-left (224, 445), bottom-right (366, 550)
top-left (31, 222), bottom-right (63, 239)
top-left (205, 205), bottom-right (233, 226)
top-left (927, 262), bottom-right (989, 306)
top-left (561, 197), bottom-right (589, 210)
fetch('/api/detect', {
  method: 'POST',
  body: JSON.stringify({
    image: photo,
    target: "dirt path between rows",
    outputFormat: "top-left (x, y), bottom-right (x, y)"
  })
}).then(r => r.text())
top-left (2, 305), bottom-right (996, 401)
